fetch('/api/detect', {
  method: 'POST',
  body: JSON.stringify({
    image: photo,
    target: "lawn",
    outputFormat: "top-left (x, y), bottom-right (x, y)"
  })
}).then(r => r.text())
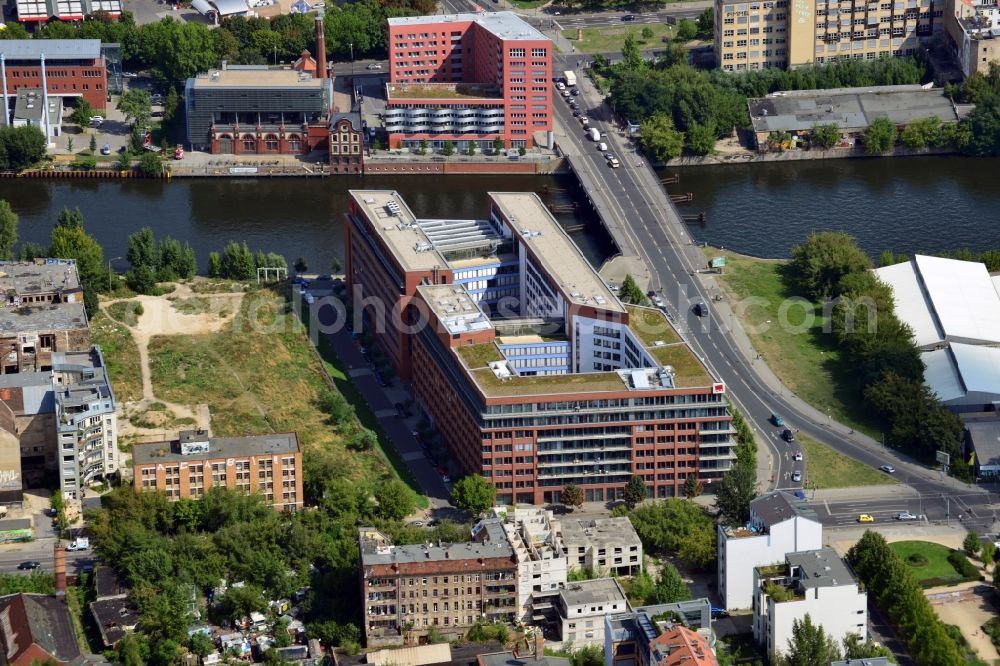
top-left (90, 310), bottom-right (143, 403)
top-left (650, 344), bottom-right (711, 387)
top-left (707, 248), bottom-right (882, 437)
top-left (562, 24), bottom-right (675, 54)
top-left (889, 541), bottom-right (962, 585)
top-left (627, 305), bottom-right (681, 345)
top-left (149, 290), bottom-right (422, 503)
top-left (797, 432), bottom-right (895, 489)
top-left (457, 343), bottom-right (504, 369)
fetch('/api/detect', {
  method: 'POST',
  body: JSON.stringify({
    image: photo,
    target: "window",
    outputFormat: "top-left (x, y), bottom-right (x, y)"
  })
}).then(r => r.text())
top-left (264, 134), bottom-right (279, 151)
top-left (242, 136), bottom-right (256, 152)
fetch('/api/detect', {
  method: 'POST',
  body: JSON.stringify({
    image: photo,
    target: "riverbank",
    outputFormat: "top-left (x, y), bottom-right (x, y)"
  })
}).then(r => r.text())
top-left (661, 144), bottom-right (957, 167)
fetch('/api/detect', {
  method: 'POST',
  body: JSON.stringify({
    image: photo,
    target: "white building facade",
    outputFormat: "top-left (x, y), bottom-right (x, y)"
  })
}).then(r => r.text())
top-left (557, 578), bottom-right (629, 648)
top-left (717, 491), bottom-right (823, 610)
top-left (501, 508), bottom-right (568, 622)
top-left (752, 549), bottom-right (867, 661)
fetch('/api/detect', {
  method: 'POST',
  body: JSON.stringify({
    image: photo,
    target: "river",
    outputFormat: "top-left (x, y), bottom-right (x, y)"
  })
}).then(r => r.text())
top-left (2, 155), bottom-right (999, 270)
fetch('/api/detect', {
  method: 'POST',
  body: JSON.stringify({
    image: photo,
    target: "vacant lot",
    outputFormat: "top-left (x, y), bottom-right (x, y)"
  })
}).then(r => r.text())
top-left (563, 24), bottom-right (675, 53)
top-left (890, 540), bottom-right (961, 585)
top-left (707, 248), bottom-right (881, 437)
top-left (90, 310), bottom-right (143, 403)
top-left (798, 432), bottom-right (894, 489)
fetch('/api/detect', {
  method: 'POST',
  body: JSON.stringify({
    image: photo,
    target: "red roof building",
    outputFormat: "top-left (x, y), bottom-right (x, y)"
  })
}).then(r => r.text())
top-left (649, 626), bottom-right (717, 666)
top-left (0, 594), bottom-right (83, 666)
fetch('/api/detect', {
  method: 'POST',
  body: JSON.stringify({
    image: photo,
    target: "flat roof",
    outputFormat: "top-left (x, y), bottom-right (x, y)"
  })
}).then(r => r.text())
top-left (190, 68), bottom-right (326, 89)
top-left (349, 190), bottom-right (440, 272)
top-left (387, 83), bottom-right (503, 100)
top-left (748, 85), bottom-right (959, 134)
top-left (418, 284), bottom-right (493, 336)
top-left (132, 432), bottom-right (299, 466)
top-left (0, 260), bottom-right (81, 294)
top-left (388, 11), bottom-right (548, 41)
top-left (559, 577), bottom-right (627, 607)
top-left (559, 517), bottom-right (640, 548)
top-left (0, 301), bottom-right (87, 334)
top-left (359, 528), bottom-right (513, 566)
top-left (490, 192), bottom-right (624, 314)
top-left (923, 343), bottom-right (1000, 404)
top-left (13, 90), bottom-right (61, 122)
top-left (876, 255), bottom-right (1000, 348)
top-left (750, 490), bottom-right (818, 527)
top-left (785, 548), bottom-right (856, 589)
top-left (0, 39), bottom-right (101, 60)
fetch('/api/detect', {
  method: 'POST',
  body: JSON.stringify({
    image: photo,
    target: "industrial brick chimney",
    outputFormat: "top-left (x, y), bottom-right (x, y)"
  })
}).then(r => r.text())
top-left (315, 14), bottom-right (327, 80)
top-left (54, 543), bottom-right (66, 597)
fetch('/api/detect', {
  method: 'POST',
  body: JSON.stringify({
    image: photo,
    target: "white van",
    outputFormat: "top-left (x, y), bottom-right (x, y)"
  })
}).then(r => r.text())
top-left (597, 142), bottom-right (608, 151)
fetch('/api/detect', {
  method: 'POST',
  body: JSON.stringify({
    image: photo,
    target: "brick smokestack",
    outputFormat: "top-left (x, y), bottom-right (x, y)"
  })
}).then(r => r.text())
top-left (315, 14), bottom-right (327, 80)
top-left (534, 631), bottom-right (544, 658)
top-left (54, 543), bottom-right (66, 597)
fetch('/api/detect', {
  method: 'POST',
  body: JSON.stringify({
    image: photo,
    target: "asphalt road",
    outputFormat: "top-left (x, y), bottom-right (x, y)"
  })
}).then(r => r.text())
top-left (0, 539), bottom-right (94, 575)
top-left (550, 57), bottom-right (996, 518)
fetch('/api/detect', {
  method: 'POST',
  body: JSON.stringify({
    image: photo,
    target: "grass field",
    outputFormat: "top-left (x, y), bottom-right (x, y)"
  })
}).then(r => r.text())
top-left (797, 432), bottom-right (895, 489)
top-left (148, 290), bottom-right (425, 505)
top-left (708, 248), bottom-right (881, 437)
top-left (890, 540), bottom-right (962, 585)
top-left (90, 310), bottom-right (143, 403)
top-left (563, 24), bottom-right (675, 53)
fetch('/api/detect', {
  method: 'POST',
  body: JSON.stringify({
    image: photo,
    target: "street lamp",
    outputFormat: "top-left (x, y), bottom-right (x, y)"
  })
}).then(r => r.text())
top-left (349, 43), bottom-right (355, 80)
top-left (108, 256), bottom-right (122, 293)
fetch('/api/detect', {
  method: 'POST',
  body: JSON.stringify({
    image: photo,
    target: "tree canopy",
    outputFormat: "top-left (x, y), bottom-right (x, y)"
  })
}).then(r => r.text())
top-left (450, 475), bottom-right (496, 516)
top-left (780, 614), bottom-right (842, 666)
top-left (625, 499), bottom-right (716, 568)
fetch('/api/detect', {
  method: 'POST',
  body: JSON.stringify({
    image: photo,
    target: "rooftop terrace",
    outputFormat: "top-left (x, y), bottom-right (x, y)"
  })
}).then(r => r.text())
top-left (387, 83), bottom-right (503, 100)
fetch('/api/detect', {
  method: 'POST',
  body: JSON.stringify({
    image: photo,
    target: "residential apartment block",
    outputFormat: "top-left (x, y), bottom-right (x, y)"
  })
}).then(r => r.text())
top-left (358, 525), bottom-right (518, 647)
top-left (132, 430), bottom-right (303, 512)
top-left (344, 190), bottom-right (735, 506)
top-left (385, 12), bottom-right (552, 150)
top-left (558, 517), bottom-right (642, 576)
top-left (714, 0), bottom-right (942, 71)
top-left (752, 548), bottom-right (867, 661)
top-left (717, 491), bottom-right (823, 609)
top-left (556, 578), bottom-right (629, 647)
top-left (945, 0), bottom-right (1000, 77)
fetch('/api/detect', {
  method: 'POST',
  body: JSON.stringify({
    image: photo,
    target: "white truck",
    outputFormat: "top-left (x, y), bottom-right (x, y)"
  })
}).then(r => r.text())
top-left (587, 127), bottom-right (600, 141)
top-left (66, 537), bottom-right (89, 551)
top-left (564, 70), bottom-right (577, 87)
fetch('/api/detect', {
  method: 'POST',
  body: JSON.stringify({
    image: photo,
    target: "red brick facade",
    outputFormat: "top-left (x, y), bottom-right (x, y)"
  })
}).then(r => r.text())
top-left (2, 58), bottom-right (107, 111)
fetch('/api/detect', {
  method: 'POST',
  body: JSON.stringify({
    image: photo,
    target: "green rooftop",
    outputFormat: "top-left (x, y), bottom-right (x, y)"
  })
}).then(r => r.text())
top-left (468, 367), bottom-right (627, 397)
top-left (627, 305), bottom-right (681, 346)
top-left (650, 345), bottom-right (712, 388)
top-left (457, 343), bottom-right (504, 369)
top-left (387, 83), bottom-right (503, 100)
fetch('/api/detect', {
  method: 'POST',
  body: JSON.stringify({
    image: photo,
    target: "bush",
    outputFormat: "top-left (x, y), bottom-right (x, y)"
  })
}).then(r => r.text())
top-left (947, 549), bottom-right (981, 579)
top-left (907, 553), bottom-right (929, 567)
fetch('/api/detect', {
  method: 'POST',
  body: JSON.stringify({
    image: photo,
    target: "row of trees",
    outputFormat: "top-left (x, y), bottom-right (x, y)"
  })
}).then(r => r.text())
top-left (126, 227), bottom-right (197, 294)
top-left (880, 247), bottom-right (1000, 272)
top-left (207, 241), bottom-right (287, 281)
top-left (847, 531), bottom-right (966, 665)
top-left (789, 231), bottom-right (965, 473)
top-left (780, 615), bottom-right (893, 666)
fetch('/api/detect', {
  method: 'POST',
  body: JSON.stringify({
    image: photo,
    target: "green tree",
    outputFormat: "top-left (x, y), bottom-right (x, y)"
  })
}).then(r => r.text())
top-left (116, 150), bottom-right (132, 171)
top-left (294, 257), bottom-right (307, 274)
top-left (781, 614), bottom-right (842, 666)
top-left (641, 26), bottom-right (654, 41)
top-left (126, 264), bottom-right (158, 295)
top-left (492, 137), bottom-right (504, 154)
top-left (0, 125), bottom-right (46, 170)
top-left (207, 251), bottom-right (221, 278)
top-left (220, 241), bottom-right (255, 280)
top-left (651, 562), bottom-right (690, 604)
top-left (789, 231), bottom-right (872, 300)
top-left (441, 140), bottom-right (455, 156)
top-left (810, 123), bottom-right (841, 149)
top-left (841, 633), bottom-right (894, 661)
top-left (685, 121), bottom-right (717, 155)
top-left (901, 116), bottom-right (940, 150)
top-left (639, 113), bottom-right (684, 162)
top-left (117, 633), bottom-right (149, 666)
top-left (138, 151), bottom-right (163, 176)
top-left (273, 617), bottom-right (293, 648)
top-left (377, 479), bottom-right (415, 521)
top-left (570, 645), bottom-right (603, 666)
top-left (118, 88), bottom-right (152, 128)
top-left (467, 140), bottom-right (477, 156)
top-left (623, 475), bottom-right (648, 509)
top-left (347, 428), bottom-right (377, 452)
top-left (619, 274), bottom-right (647, 305)
top-left (127, 227), bottom-right (157, 273)
top-left (0, 200), bottom-right (18, 260)
top-left (19, 242), bottom-right (45, 262)
top-left (622, 32), bottom-right (643, 70)
top-left (864, 116), bottom-right (897, 154)
top-left (450, 475), bottom-right (496, 515)
top-left (695, 8), bottom-right (714, 38)
top-left (676, 18), bottom-right (698, 41)
top-left (89, 134), bottom-right (97, 155)
top-left (189, 631), bottom-right (215, 657)
top-left (964, 531), bottom-right (982, 557)
top-left (715, 455), bottom-right (756, 527)
top-left (561, 484), bottom-right (585, 510)
top-left (982, 540), bottom-right (995, 569)
top-left (683, 474), bottom-right (703, 499)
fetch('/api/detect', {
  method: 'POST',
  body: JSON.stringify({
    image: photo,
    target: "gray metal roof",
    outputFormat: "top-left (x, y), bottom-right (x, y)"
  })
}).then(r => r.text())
top-left (132, 432), bottom-right (299, 465)
top-left (748, 85), bottom-right (959, 134)
top-left (388, 11), bottom-right (547, 42)
top-left (0, 39), bottom-right (102, 60)
top-left (968, 420), bottom-right (1000, 468)
top-left (785, 548), bottom-right (856, 589)
top-left (750, 490), bottom-right (819, 527)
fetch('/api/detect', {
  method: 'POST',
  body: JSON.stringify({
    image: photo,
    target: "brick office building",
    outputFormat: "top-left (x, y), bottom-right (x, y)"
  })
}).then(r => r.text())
top-left (359, 524), bottom-right (518, 646)
top-left (344, 191), bottom-right (735, 505)
top-left (0, 40), bottom-right (108, 115)
top-left (133, 430), bottom-right (303, 512)
top-left (329, 111), bottom-right (365, 174)
top-left (385, 12), bottom-right (553, 151)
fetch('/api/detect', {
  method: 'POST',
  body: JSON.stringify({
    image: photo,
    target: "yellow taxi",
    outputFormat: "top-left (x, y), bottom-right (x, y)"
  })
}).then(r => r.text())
top-left (857, 514), bottom-right (875, 523)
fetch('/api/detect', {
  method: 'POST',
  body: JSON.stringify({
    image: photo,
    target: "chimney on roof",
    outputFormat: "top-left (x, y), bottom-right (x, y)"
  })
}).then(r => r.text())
top-left (315, 14), bottom-right (327, 80)
top-left (54, 542), bottom-right (66, 597)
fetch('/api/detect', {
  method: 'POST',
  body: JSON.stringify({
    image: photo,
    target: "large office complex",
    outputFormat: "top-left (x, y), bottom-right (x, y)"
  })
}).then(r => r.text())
top-left (0, 40), bottom-right (108, 120)
top-left (345, 190), bottom-right (735, 506)
top-left (714, 0), bottom-right (942, 71)
top-left (132, 430), bottom-right (303, 511)
top-left (385, 12), bottom-right (552, 151)
top-left (359, 524), bottom-right (519, 646)
top-left (184, 65), bottom-right (333, 155)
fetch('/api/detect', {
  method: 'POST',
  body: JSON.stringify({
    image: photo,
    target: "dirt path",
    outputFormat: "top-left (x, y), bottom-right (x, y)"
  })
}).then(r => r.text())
top-left (101, 281), bottom-right (246, 441)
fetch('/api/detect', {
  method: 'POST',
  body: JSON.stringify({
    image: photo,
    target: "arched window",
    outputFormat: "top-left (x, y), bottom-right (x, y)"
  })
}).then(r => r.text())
top-left (264, 134), bottom-right (279, 152)
top-left (242, 135), bottom-right (256, 152)
top-left (287, 135), bottom-right (301, 152)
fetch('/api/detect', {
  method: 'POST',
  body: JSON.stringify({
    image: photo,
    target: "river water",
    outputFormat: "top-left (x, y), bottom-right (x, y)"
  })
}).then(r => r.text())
top-left (1, 156), bottom-right (998, 270)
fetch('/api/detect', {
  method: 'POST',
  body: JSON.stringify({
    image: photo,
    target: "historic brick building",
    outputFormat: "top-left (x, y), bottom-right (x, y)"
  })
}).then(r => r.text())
top-left (329, 112), bottom-right (365, 174)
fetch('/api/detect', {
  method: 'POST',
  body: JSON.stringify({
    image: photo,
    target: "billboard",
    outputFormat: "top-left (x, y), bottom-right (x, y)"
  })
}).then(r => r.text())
top-left (710, 257), bottom-right (727, 269)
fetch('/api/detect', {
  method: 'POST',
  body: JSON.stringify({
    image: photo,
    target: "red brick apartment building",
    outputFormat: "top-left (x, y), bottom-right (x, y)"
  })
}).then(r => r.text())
top-left (385, 12), bottom-right (553, 151)
top-left (133, 429), bottom-right (303, 511)
top-left (344, 191), bottom-right (735, 506)
top-left (0, 40), bottom-right (108, 112)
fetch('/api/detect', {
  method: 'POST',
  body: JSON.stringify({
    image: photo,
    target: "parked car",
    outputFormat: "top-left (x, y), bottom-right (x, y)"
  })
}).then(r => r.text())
top-left (556, 82), bottom-right (565, 90)
top-left (880, 464), bottom-right (896, 474)
top-left (771, 413), bottom-right (784, 427)
top-left (89, 116), bottom-right (103, 126)
top-left (710, 607), bottom-right (729, 619)
top-left (857, 514), bottom-right (875, 523)
top-left (572, 110), bottom-right (581, 117)
top-left (791, 470), bottom-right (802, 483)
top-left (101, 143), bottom-right (111, 155)
top-left (410, 520), bottom-right (424, 527)
top-left (653, 296), bottom-right (664, 307)
top-left (571, 88), bottom-right (581, 96)
top-left (895, 512), bottom-right (918, 521)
